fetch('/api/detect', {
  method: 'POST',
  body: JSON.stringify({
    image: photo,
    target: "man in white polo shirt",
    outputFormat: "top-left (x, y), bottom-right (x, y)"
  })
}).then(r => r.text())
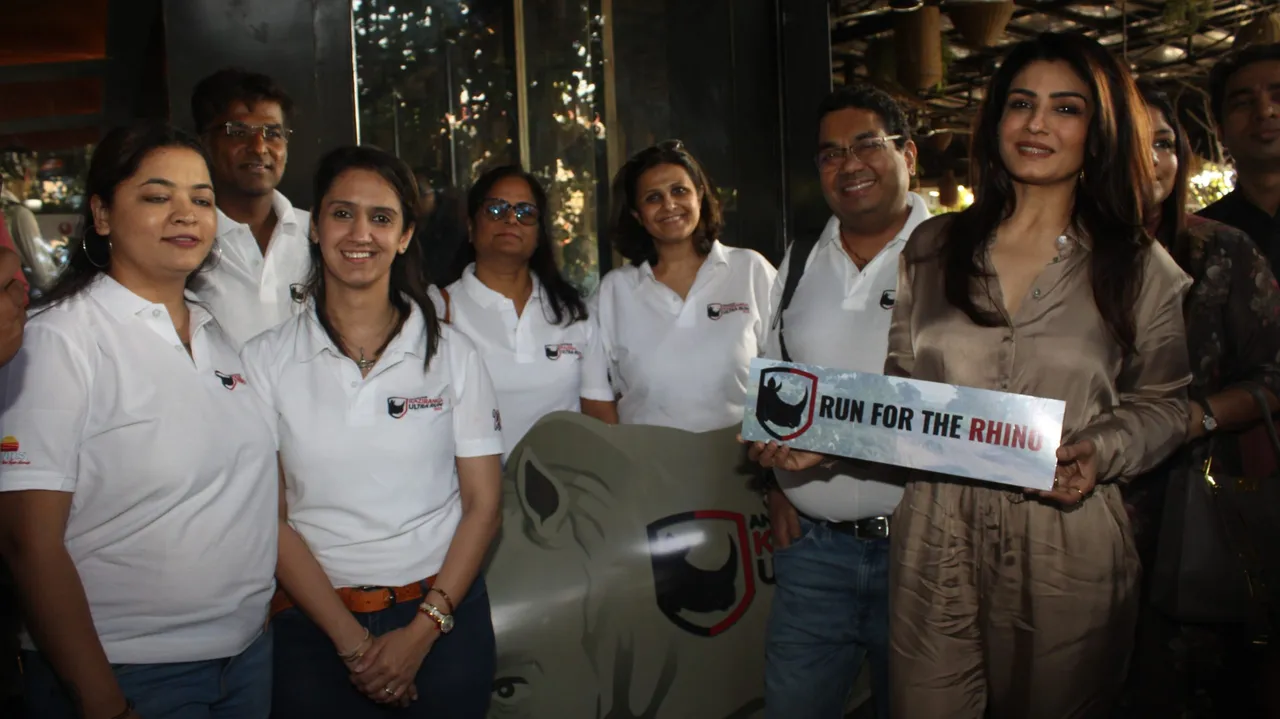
top-left (188, 68), bottom-right (312, 347)
top-left (753, 84), bottom-right (930, 719)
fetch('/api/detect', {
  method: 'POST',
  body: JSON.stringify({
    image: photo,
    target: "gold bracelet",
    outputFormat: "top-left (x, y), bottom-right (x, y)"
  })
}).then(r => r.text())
top-left (427, 586), bottom-right (455, 614)
top-left (337, 628), bottom-right (371, 661)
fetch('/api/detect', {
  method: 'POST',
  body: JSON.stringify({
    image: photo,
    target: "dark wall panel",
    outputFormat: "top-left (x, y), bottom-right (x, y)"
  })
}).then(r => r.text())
top-left (611, 0), bottom-right (785, 264)
top-left (778, 0), bottom-right (832, 247)
top-left (162, 0), bottom-right (357, 207)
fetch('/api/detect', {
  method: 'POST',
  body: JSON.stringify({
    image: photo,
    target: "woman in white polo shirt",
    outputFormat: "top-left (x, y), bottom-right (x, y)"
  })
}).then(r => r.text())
top-left (0, 122), bottom-right (277, 719)
top-left (241, 146), bottom-right (503, 718)
top-left (442, 164), bottom-right (616, 457)
top-left (595, 140), bottom-right (776, 431)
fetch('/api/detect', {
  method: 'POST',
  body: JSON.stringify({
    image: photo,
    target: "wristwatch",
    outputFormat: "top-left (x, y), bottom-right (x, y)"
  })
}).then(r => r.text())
top-left (1197, 399), bottom-right (1218, 433)
top-left (419, 601), bottom-right (454, 634)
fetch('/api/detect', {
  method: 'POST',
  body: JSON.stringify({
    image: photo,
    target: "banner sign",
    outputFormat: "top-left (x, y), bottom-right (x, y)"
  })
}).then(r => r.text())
top-left (741, 358), bottom-right (1067, 491)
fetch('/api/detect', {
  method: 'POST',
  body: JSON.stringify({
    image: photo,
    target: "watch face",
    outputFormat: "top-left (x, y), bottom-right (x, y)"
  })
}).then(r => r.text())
top-left (440, 613), bottom-right (455, 633)
top-left (1204, 415), bottom-right (1218, 431)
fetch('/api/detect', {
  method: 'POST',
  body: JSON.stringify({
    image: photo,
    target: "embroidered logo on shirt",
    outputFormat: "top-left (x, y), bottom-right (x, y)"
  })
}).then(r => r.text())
top-left (388, 396), bottom-right (445, 419)
top-left (1, 436), bottom-right (29, 466)
top-left (214, 371), bottom-right (247, 390)
top-left (289, 284), bottom-right (306, 303)
top-left (544, 343), bottom-right (582, 360)
top-left (879, 290), bottom-right (896, 310)
top-left (493, 409), bottom-right (503, 431)
top-left (707, 302), bottom-right (750, 320)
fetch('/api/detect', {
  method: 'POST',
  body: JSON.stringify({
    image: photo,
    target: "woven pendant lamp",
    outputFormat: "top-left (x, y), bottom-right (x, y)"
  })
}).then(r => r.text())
top-left (895, 6), bottom-right (944, 91)
top-left (947, 0), bottom-right (1015, 49)
top-left (938, 169), bottom-right (960, 208)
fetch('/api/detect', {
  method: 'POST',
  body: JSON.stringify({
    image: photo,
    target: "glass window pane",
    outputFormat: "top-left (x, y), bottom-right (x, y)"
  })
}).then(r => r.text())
top-left (352, 0), bottom-right (518, 189)
top-left (522, 1), bottom-right (605, 295)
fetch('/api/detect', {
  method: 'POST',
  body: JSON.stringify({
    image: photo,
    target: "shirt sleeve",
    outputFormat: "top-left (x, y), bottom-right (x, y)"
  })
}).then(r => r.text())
top-left (589, 277), bottom-right (627, 398)
top-left (1217, 229), bottom-right (1280, 399)
top-left (579, 318), bottom-right (615, 402)
top-left (0, 322), bottom-right (92, 493)
top-left (1071, 245), bottom-right (1193, 480)
top-left (238, 334), bottom-right (281, 448)
top-left (761, 248), bottom-right (791, 361)
top-left (883, 252), bottom-right (916, 379)
top-left (449, 335), bottom-right (505, 458)
top-left (753, 253), bottom-right (779, 357)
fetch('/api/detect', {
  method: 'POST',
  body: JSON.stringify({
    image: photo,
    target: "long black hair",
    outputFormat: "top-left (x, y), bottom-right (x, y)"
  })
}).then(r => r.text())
top-left (304, 145), bottom-right (440, 367)
top-left (1140, 84), bottom-right (1193, 270)
top-left (35, 122), bottom-right (214, 309)
top-left (457, 164), bottom-right (588, 326)
top-left (609, 140), bottom-right (724, 267)
top-left (940, 32), bottom-right (1155, 352)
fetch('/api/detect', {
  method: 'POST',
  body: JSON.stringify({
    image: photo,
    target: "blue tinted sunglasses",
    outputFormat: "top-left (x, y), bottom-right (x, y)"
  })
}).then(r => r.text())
top-left (483, 198), bottom-right (540, 226)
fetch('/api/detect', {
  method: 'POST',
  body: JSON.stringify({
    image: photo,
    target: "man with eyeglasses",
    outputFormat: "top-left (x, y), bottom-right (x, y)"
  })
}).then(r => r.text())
top-left (747, 83), bottom-right (930, 719)
top-left (188, 67), bottom-right (312, 347)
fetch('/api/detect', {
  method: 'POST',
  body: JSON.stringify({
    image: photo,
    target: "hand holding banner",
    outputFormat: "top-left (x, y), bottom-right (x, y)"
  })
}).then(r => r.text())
top-left (741, 358), bottom-right (1067, 491)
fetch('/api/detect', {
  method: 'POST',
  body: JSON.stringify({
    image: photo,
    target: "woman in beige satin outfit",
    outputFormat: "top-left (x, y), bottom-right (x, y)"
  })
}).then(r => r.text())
top-left (883, 34), bottom-right (1192, 718)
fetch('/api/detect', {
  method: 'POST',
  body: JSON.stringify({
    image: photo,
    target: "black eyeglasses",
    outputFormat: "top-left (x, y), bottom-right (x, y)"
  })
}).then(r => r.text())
top-left (222, 121), bottom-right (293, 144)
top-left (483, 198), bottom-right (540, 226)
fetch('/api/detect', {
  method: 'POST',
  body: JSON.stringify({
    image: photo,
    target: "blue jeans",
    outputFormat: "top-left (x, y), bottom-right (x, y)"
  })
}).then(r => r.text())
top-left (21, 626), bottom-right (272, 719)
top-left (271, 576), bottom-right (495, 718)
top-left (765, 516), bottom-right (890, 719)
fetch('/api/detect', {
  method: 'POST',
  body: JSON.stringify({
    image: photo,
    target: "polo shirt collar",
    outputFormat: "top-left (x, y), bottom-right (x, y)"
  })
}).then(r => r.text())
top-left (460, 263), bottom-right (544, 309)
top-left (638, 239), bottom-right (729, 281)
top-left (297, 297), bottom-right (429, 365)
top-left (818, 191), bottom-right (932, 253)
top-left (87, 274), bottom-right (217, 335)
top-left (215, 190), bottom-right (303, 240)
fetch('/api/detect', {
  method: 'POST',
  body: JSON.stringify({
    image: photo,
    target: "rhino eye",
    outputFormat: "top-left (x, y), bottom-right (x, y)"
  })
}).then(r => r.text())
top-left (523, 462), bottom-right (560, 523)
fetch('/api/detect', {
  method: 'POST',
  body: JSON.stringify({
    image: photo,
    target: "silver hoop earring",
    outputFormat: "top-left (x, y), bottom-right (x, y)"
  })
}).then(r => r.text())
top-left (82, 235), bottom-right (109, 270)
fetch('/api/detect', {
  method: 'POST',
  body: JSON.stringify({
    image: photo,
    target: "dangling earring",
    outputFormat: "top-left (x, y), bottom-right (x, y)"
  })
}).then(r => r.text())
top-left (82, 235), bottom-right (110, 269)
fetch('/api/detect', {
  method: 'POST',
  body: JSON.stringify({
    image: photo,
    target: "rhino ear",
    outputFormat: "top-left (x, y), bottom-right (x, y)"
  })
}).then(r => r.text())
top-left (515, 454), bottom-right (570, 541)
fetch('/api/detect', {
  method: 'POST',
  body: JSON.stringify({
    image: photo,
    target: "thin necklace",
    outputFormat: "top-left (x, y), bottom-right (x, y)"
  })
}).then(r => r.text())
top-left (340, 309), bottom-right (402, 375)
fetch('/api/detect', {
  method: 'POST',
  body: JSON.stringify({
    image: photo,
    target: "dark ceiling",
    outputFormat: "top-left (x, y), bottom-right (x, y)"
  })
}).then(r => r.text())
top-left (831, 0), bottom-right (1278, 182)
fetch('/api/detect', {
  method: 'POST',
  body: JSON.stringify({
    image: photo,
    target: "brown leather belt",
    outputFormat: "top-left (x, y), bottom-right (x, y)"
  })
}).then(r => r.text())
top-left (270, 575), bottom-right (438, 617)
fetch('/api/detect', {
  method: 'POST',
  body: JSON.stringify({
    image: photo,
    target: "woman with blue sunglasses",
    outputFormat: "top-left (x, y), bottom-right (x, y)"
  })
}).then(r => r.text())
top-left (440, 165), bottom-right (617, 459)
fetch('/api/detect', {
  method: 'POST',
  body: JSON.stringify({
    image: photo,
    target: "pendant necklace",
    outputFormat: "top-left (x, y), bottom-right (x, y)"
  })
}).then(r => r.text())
top-left (354, 349), bottom-right (376, 373)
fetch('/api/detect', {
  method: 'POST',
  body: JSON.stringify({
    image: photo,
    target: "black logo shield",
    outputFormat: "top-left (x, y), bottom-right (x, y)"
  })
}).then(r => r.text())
top-left (387, 397), bottom-right (408, 419)
top-left (544, 344), bottom-right (561, 360)
top-left (647, 510), bottom-right (755, 637)
top-left (879, 289), bottom-right (896, 309)
top-left (290, 283), bottom-right (306, 303)
top-left (755, 367), bottom-right (817, 441)
top-left (706, 303), bottom-right (723, 320)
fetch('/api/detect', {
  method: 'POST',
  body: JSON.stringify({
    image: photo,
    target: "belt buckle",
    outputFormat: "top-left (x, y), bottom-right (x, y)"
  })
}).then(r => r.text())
top-left (355, 586), bottom-right (397, 610)
top-left (855, 517), bottom-right (889, 540)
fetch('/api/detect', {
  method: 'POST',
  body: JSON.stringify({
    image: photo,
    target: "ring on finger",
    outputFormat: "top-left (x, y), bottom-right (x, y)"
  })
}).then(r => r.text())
top-left (384, 686), bottom-right (396, 696)
top-left (1072, 487), bottom-right (1085, 497)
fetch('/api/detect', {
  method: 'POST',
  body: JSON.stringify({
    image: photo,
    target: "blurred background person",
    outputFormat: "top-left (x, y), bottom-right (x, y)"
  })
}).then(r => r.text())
top-left (1120, 85), bottom-right (1280, 719)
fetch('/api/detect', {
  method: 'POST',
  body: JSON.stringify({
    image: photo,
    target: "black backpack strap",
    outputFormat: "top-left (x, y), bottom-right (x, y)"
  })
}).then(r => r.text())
top-left (771, 236), bottom-right (818, 363)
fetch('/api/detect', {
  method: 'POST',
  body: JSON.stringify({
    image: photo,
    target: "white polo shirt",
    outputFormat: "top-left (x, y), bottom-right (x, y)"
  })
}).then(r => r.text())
top-left (189, 190), bottom-right (312, 348)
top-left (766, 193), bottom-right (932, 523)
top-left (594, 240), bottom-right (776, 432)
top-left (444, 265), bottom-right (613, 456)
top-left (0, 276), bottom-right (278, 663)
top-left (241, 302), bottom-right (504, 588)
